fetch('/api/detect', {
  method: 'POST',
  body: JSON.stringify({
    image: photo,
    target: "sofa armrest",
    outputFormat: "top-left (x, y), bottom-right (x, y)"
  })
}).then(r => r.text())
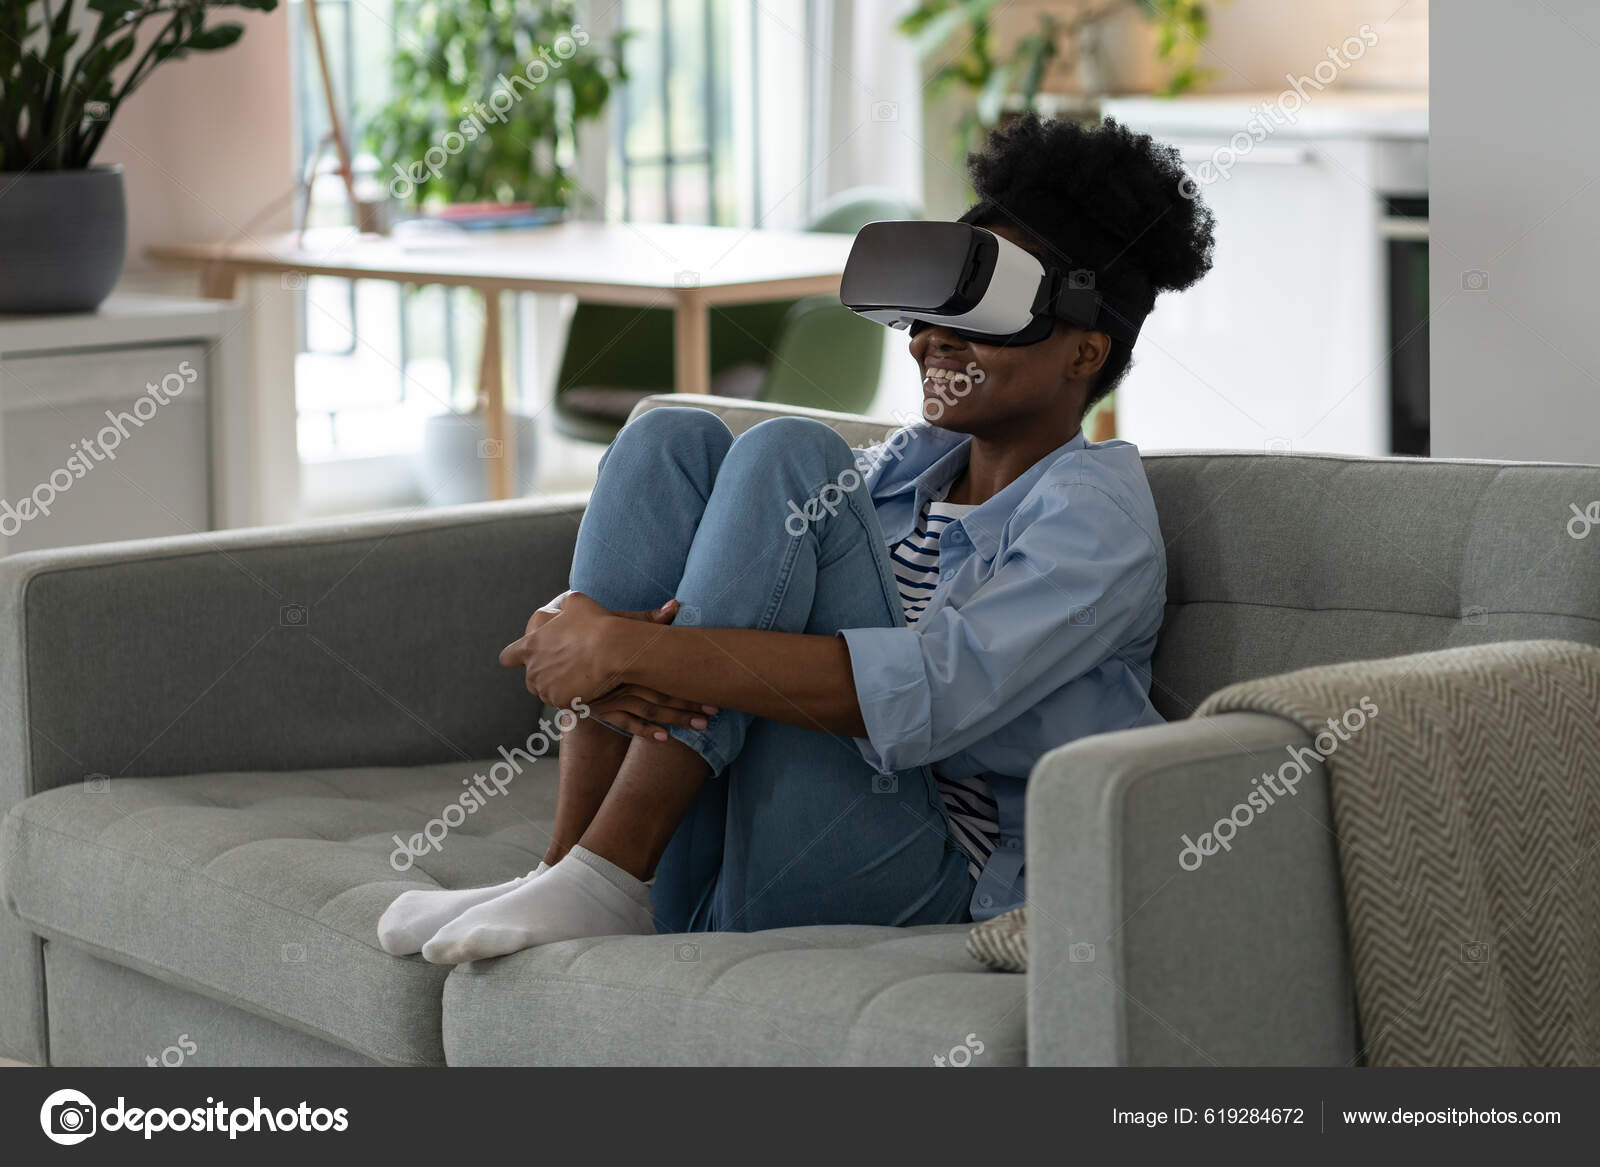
top-left (1025, 712), bottom-right (1358, 1066)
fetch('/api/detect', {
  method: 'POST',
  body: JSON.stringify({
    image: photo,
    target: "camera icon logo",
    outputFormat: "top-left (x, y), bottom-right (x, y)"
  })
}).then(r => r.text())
top-left (1069, 941), bottom-right (1096, 963)
top-left (477, 438), bottom-right (504, 460)
top-left (279, 603), bottom-right (308, 628)
top-left (1463, 940), bottom-right (1489, 963)
top-left (40, 1088), bottom-right (97, 1145)
top-left (84, 101), bottom-right (109, 122)
top-left (282, 270), bottom-right (308, 292)
top-left (83, 773), bottom-right (110, 794)
top-left (674, 942), bottom-right (700, 962)
top-left (1067, 268), bottom-right (1095, 290)
top-left (872, 101), bottom-right (899, 122)
top-left (675, 604), bottom-right (700, 626)
top-left (1461, 269), bottom-right (1489, 291)
top-left (871, 773), bottom-right (898, 794)
top-left (674, 270), bottom-right (700, 288)
top-left (1462, 605), bottom-right (1489, 627)
top-left (281, 942), bottom-right (307, 963)
top-left (1068, 605), bottom-right (1096, 627)
top-left (1264, 436), bottom-right (1293, 454)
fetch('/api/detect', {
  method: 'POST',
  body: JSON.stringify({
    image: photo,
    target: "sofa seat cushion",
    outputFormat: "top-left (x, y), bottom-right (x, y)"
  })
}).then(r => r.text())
top-left (443, 924), bottom-right (1026, 1066)
top-left (0, 759), bottom-right (554, 1066)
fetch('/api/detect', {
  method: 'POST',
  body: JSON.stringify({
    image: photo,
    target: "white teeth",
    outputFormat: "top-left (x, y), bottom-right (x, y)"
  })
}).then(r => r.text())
top-left (923, 367), bottom-right (953, 380)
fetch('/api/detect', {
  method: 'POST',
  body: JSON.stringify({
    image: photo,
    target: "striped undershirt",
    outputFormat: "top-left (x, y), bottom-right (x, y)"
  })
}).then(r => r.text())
top-left (890, 490), bottom-right (1002, 881)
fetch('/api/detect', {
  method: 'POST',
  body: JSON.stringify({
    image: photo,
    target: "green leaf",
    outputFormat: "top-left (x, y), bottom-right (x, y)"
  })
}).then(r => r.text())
top-left (185, 23), bottom-right (244, 51)
top-left (975, 60), bottom-right (1011, 126)
top-left (910, 5), bottom-right (971, 59)
top-left (86, 0), bottom-right (147, 17)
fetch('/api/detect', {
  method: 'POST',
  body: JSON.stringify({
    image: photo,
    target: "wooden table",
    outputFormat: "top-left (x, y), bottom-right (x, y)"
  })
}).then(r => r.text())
top-left (150, 222), bottom-right (855, 499)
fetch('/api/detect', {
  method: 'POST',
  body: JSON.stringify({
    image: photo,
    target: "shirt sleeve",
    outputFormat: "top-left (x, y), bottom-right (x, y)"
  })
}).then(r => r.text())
top-left (840, 481), bottom-right (1163, 773)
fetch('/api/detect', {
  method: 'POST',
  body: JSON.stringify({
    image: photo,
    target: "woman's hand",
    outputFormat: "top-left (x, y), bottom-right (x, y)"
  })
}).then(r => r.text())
top-left (499, 592), bottom-right (626, 707)
top-left (587, 684), bottom-right (717, 741)
top-left (501, 596), bottom-right (717, 738)
top-left (521, 594), bottom-right (678, 639)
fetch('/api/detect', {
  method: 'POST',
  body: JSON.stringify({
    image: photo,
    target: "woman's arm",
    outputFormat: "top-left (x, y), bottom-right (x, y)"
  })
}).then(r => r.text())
top-left (500, 592), bottom-right (868, 737)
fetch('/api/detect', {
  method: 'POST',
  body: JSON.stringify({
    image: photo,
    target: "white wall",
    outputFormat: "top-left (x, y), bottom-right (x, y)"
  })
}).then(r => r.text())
top-left (96, 7), bottom-right (295, 285)
top-left (1430, 1), bottom-right (1600, 461)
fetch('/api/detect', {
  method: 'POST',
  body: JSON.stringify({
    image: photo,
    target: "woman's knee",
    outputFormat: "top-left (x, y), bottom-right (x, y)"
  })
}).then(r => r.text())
top-left (722, 416), bottom-right (854, 478)
top-left (608, 406), bottom-right (733, 468)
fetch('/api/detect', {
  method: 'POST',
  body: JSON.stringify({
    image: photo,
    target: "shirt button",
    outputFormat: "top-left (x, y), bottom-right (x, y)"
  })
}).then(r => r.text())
top-left (949, 528), bottom-right (965, 543)
top-left (978, 894), bottom-right (994, 908)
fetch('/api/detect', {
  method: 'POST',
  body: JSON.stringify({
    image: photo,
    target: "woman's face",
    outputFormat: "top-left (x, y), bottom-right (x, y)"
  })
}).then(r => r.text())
top-left (906, 222), bottom-right (1107, 437)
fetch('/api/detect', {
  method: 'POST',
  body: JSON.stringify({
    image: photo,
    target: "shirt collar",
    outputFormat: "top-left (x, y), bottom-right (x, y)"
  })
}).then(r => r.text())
top-left (923, 427), bottom-right (1089, 559)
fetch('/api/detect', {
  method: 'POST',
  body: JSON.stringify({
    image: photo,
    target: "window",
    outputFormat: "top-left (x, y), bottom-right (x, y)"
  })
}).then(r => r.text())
top-left (611, 0), bottom-right (730, 225)
top-left (286, 0), bottom-right (817, 470)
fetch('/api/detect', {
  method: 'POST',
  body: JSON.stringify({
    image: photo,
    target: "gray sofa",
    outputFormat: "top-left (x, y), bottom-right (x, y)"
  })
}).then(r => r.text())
top-left (3, 393), bottom-right (1598, 1067)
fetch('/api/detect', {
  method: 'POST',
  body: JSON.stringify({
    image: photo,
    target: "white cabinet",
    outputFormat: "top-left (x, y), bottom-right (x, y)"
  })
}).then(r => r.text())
top-left (0, 297), bottom-right (247, 554)
top-left (1099, 94), bottom-right (1427, 455)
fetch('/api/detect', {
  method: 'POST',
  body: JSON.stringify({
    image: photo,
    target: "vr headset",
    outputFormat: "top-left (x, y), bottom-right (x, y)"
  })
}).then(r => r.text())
top-left (838, 220), bottom-right (1143, 348)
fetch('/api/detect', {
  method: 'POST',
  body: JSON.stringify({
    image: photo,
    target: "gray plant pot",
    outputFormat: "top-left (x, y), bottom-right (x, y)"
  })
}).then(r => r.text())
top-left (0, 166), bottom-right (127, 314)
top-left (419, 410), bottom-right (540, 505)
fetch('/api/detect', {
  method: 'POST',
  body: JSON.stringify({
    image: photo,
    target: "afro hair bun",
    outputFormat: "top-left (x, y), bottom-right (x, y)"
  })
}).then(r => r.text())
top-left (966, 113), bottom-right (1216, 297)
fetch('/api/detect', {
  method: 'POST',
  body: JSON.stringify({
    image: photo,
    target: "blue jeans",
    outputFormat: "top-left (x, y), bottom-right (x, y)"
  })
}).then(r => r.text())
top-left (569, 407), bottom-right (974, 933)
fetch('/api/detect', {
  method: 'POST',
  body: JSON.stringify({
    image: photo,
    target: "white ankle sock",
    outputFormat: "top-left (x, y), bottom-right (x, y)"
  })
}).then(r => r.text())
top-left (421, 846), bottom-right (655, 964)
top-left (377, 861), bottom-right (549, 955)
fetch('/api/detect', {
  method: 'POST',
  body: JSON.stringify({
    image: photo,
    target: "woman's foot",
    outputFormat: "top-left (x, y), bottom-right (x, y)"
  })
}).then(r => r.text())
top-left (377, 861), bottom-right (549, 955)
top-left (421, 846), bottom-right (655, 964)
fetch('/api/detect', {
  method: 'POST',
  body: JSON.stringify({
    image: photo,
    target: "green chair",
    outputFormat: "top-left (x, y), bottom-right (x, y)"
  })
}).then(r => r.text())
top-left (551, 187), bottom-right (919, 443)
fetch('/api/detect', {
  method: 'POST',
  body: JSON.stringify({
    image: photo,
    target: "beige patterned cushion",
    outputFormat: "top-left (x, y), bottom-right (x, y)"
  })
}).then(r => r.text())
top-left (965, 908), bottom-right (1027, 973)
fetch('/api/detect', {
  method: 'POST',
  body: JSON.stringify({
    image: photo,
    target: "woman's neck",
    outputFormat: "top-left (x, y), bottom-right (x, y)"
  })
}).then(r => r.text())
top-left (946, 419), bottom-right (1084, 506)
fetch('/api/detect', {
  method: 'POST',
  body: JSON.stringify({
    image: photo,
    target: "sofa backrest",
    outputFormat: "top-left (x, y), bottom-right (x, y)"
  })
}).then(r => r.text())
top-left (1143, 452), bottom-right (1600, 717)
top-left (634, 395), bottom-right (1600, 718)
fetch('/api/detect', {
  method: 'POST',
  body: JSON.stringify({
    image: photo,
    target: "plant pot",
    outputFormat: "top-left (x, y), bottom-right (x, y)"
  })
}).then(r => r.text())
top-left (418, 410), bottom-right (539, 505)
top-left (0, 165), bottom-right (127, 314)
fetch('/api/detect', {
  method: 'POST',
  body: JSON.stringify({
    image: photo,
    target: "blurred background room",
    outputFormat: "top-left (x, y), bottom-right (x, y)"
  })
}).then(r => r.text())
top-left (5, 0), bottom-right (1431, 545)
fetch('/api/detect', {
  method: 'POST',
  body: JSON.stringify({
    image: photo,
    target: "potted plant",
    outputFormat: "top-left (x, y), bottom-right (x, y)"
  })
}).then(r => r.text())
top-left (902, 0), bottom-right (1222, 158)
top-left (363, 0), bottom-right (627, 501)
top-left (0, 0), bottom-right (277, 313)
top-left (365, 0), bottom-right (627, 212)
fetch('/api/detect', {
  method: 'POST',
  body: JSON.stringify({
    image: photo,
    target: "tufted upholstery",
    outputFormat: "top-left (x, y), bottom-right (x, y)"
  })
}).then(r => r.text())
top-left (0, 759), bottom-right (555, 1065)
top-left (443, 925), bottom-right (1025, 1066)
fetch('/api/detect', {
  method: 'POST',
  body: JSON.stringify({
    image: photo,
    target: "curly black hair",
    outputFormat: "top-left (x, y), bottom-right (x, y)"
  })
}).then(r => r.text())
top-left (960, 113), bottom-right (1216, 405)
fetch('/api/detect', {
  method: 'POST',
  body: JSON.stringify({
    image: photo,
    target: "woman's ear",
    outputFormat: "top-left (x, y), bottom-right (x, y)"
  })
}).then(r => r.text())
top-left (1068, 330), bottom-right (1113, 380)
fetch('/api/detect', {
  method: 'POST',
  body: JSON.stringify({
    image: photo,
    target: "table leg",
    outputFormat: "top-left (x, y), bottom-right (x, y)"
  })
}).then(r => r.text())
top-left (673, 290), bottom-right (710, 395)
top-left (199, 263), bottom-right (238, 300)
top-left (478, 289), bottom-right (515, 500)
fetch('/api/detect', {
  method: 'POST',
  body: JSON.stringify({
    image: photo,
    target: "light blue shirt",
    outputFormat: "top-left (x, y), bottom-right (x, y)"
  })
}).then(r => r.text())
top-left (841, 422), bottom-right (1167, 920)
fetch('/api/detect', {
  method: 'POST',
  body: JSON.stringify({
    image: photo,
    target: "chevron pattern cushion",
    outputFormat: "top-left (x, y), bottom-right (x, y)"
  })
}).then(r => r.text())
top-left (1197, 639), bottom-right (1600, 1066)
top-left (965, 908), bottom-right (1027, 972)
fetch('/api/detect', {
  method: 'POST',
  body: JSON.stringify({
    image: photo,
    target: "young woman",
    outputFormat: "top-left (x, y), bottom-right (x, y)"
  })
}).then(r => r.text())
top-left (378, 114), bottom-right (1216, 962)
